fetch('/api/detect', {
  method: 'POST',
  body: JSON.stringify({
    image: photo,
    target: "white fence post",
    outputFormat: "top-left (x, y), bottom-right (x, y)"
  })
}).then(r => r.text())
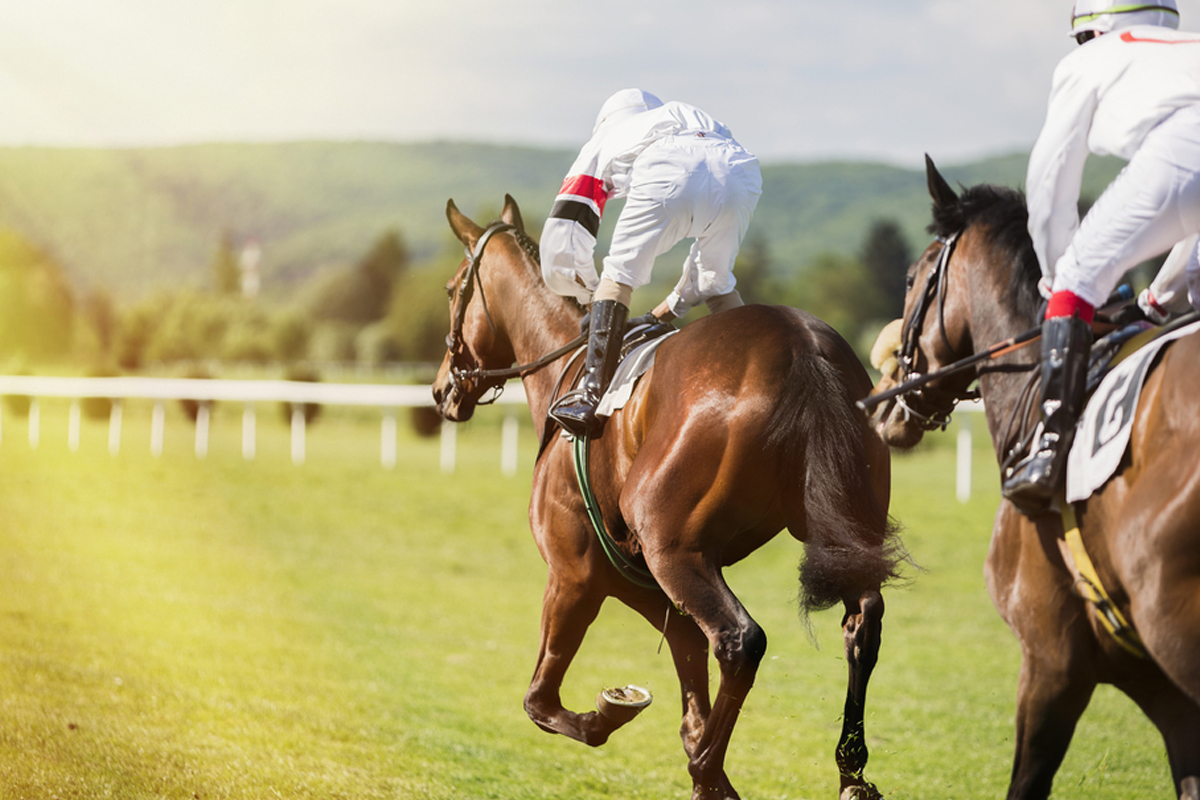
top-left (242, 406), bottom-right (256, 461)
top-left (955, 400), bottom-right (985, 503)
top-left (195, 404), bottom-right (210, 459)
top-left (381, 411), bottom-right (397, 470)
top-left (108, 402), bottom-right (122, 456)
top-left (68, 401), bottom-right (81, 453)
top-left (501, 414), bottom-right (519, 476)
top-left (956, 426), bottom-right (972, 504)
top-left (440, 420), bottom-right (456, 474)
top-left (28, 400), bottom-right (39, 450)
top-left (290, 406), bottom-right (305, 465)
top-left (151, 403), bottom-right (165, 457)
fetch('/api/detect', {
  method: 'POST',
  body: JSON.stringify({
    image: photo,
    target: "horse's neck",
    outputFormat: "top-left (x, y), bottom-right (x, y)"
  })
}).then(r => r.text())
top-left (500, 279), bottom-right (584, 439)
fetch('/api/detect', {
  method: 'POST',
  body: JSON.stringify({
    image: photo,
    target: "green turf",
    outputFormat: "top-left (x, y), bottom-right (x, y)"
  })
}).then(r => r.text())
top-left (0, 402), bottom-right (1172, 799)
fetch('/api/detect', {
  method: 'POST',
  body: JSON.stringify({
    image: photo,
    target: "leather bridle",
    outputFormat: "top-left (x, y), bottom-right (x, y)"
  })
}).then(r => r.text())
top-left (893, 231), bottom-right (972, 430)
top-left (444, 222), bottom-right (586, 405)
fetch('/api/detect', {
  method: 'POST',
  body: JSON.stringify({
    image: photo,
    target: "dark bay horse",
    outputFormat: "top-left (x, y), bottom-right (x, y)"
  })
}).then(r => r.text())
top-left (867, 158), bottom-right (1200, 800)
top-left (432, 195), bottom-right (905, 800)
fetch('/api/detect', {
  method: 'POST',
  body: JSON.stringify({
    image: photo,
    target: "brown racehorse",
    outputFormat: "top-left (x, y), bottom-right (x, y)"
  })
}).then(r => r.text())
top-left (432, 194), bottom-right (906, 800)
top-left (867, 157), bottom-right (1200, 800)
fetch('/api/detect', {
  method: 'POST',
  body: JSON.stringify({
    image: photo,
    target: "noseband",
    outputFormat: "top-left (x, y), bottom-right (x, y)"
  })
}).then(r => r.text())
top-left (444, 222), bottom-right (587, 404)
top-left (894, 231), bottom-right (970, 430)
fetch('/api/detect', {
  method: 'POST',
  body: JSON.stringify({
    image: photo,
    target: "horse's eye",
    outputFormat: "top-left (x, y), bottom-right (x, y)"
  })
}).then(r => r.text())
top-left (446, 286), bottom-right (455, 299)
top-left (905, 274), bottom-right (915, 290)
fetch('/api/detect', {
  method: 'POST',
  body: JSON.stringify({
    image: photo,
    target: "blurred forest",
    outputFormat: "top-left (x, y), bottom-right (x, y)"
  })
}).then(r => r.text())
top-left (0, 142), bottom-right (1128, 378)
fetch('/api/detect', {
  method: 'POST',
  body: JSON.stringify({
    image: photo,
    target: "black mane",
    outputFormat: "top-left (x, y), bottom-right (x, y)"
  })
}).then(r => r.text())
top-left (928, 183), bottom-right (1044, 324)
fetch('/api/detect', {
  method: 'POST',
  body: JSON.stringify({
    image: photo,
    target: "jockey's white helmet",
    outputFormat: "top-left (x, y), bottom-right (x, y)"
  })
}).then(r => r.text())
top-left (1070, 0), bottom-right (1179, 37)
top-left (593, 89), bottom-right (664, 134)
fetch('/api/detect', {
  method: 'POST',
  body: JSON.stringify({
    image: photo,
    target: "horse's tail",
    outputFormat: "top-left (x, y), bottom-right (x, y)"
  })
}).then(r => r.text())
top-left (771, 331), bottom-right (906, 617)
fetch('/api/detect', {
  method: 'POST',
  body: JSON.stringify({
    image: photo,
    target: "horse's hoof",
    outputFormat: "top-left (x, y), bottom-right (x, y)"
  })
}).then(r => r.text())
top-left (595, 684), bottom-right (652, 726)
top-left (839, 784), bottom-right (882, 800)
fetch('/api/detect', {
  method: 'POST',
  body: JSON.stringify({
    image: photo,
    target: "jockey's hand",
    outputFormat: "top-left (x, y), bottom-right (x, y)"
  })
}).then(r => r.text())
top-left (1137, 288), bottom-right (1170, 325)
top-left (625, 312), bottom-right (660, 330)
top-left (1104, 302), bottom-right (1147, 327)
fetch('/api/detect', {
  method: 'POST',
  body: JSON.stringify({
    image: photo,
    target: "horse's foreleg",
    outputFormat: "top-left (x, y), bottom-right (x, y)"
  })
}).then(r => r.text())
top-left (1120, 672), bottom-right (1200, 800)
top-left (1006, 651), bottom-right (1095, 800)
top-left (624, 591), bottom-right (712, 757)
top-left (836, 589), bottom-right (884, 800)
top-left (523, 572), bottom-right (619, 747)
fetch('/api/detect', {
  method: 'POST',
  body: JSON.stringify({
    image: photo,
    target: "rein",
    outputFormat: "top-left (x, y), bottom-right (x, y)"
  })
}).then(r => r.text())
top-left (858, 231), bottom-right (1042, 421)
top-left (445, 221), bottom-right (586, 403)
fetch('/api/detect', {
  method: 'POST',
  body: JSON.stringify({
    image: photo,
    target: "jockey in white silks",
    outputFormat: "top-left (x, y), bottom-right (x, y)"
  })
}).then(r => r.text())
top-left (1004, 0), bottom-right (1200, 512)
top-left (539, 89), bottom-right (762, 438)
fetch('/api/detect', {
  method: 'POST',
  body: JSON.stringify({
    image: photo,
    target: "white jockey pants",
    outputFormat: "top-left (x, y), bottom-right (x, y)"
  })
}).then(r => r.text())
top-left (1053, 104), bottom-right (1200, 309)
top-left (601, 134), bottom-right (762, 318)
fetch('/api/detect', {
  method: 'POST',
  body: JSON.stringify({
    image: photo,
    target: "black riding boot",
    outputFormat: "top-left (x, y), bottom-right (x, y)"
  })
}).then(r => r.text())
top-left (1002, 315), bottom-right (1093, 514)
top-left (550, 299), bottom-right (629, 438)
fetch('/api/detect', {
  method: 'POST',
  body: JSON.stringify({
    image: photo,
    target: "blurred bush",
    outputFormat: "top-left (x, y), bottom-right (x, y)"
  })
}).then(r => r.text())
top-left (281, 365), bottom-right (321, 425)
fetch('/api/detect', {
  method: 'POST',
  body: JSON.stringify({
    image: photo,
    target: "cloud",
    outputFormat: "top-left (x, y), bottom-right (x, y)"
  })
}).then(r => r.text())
top-left (0, 0), bottom-right (1193, 166)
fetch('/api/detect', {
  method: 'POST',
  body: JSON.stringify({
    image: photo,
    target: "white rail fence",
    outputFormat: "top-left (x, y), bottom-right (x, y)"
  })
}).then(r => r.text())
top-left (0, 375), bottom-right (527, 475)
top-left (0, 376), bottom-right (989, 501)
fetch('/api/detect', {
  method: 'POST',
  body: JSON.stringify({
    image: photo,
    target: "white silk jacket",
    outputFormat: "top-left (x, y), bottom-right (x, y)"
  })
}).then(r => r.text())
top-left (1027, 26), bottom-right (1200, 279)
top-left (540, 102), bottom-right (737, 303)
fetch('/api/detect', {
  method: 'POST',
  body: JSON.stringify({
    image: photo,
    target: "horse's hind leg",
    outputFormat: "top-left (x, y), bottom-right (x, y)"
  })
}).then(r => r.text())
top-left (644, 551), bottom-right (766, 800)
top-left (623, 589), bottom-right (712, 757)
top-left (837, 589), bottom-right (884, 800)
top-left (523, 570), bottom-right (622, 746)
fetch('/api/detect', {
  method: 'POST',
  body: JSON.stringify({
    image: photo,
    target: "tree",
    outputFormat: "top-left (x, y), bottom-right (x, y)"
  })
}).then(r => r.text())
top-left (859, 219), bottom-right (912, 320)
top-left (779, 252), bottom-right (885, 360)
top-left (358, 229), bottom-right (409, 321)
top-left (733, 233), bottom-right (773, 305)
top-left (307, 228), bottom-right (410, 325)
top-left (384, 252), bottom-right (461, 363)
top-left (0, 226), bottom-right (75, 363)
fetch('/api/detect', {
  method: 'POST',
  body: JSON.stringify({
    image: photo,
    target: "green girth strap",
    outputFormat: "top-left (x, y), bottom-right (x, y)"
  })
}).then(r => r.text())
top-left (571, 435), bottom-right (658, 590)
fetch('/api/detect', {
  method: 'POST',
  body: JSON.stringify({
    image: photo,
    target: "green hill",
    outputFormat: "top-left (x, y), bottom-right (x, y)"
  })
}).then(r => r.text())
top-left (0, 142), bottom-right (1126, 302)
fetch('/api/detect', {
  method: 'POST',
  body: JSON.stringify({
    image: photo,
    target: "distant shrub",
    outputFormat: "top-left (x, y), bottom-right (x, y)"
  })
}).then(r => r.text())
top-left (271, 312), bottom-right (312, 363)
top-left (179, 366), bottom-right (215, 423)
top-left (81, 364), bottom-right (120, 421)
top-left (281, 365), bottom-right (321, 425)
top-left (410, 406), bottom-right (442, 438)
top-left (3, 393), bottom-right (31, 418)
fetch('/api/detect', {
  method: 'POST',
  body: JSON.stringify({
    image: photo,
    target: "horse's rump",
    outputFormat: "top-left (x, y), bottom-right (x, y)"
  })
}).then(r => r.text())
top-left (631, 305), bottom-right (903, 612)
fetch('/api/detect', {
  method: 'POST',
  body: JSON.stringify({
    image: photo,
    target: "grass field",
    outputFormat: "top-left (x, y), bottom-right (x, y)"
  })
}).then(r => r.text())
top-left (0, 400), bottom-right (1172, 799)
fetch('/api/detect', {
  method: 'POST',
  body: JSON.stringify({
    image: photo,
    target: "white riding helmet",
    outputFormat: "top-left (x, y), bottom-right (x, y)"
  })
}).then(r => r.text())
top-left (593, 89), bottom-right (664, 134)
top-left (1070, 0), bottom-right (1180, 37)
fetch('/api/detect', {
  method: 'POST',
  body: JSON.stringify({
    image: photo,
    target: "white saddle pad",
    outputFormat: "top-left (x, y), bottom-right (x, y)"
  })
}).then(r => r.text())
top-left (1066, 320), bottom-right (1200, 502)
top-left (596, 329), bottom-right (679, 418)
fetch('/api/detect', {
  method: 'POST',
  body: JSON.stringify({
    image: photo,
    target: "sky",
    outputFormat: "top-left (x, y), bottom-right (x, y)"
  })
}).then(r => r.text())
top-left (1, 1), bottom-right (1197, 168)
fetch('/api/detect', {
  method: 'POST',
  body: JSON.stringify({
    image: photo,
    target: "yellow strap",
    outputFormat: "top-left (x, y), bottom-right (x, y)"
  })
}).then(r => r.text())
top-left (1060, 502), bottom-right (1147, 658)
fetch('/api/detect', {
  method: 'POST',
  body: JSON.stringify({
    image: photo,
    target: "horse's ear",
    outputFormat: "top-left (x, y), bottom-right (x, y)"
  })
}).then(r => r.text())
top-left (925, 154), bottom-right (958, 211)
top-left (500, 194), bottom-right (525, 233)
top-left (446, 199), bottom-right (484, 250)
